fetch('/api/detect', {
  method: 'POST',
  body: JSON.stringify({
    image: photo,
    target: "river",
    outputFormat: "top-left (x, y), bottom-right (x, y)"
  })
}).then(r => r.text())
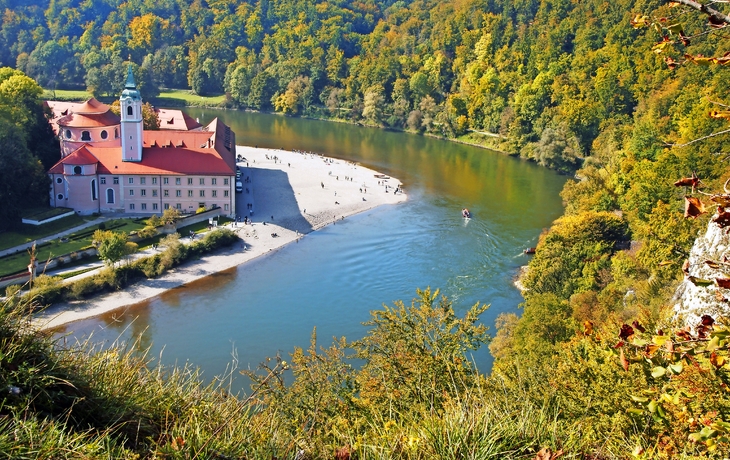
top-left (54, 110), bottom-right (567, 386)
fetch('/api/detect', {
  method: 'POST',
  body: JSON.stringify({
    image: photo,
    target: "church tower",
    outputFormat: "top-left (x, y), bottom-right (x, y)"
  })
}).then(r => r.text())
top-left (120, 65), bottom-right (143, 162)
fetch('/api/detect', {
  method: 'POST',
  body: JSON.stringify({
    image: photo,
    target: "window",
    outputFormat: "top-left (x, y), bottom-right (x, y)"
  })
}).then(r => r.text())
top-left (128, 177), bottom-right (134, 184)
top-left (188, 190), bottom-right (193, 197)
top-left (100, 130), bottom-right (108, 140)
top-left (212, 178), bottom-right (217, 185)
top-left (224, 178), bottom-right (229, 185)
top-left (64, 129), bottom-right (71, 139)
top-left (176, 190), bottom-right (181, 197)
top-left (199, 178), bottom-right (205, 185)
top-left (152, 190), bottom-right (157, 197)
top-left (130, 203), bottom-right (135, 210)
top-left (141, 189), bottom-right (146, 196)
top-left (141, 203), bottom-right (147, 210)
top-left (187, 178), bottom-right (193, 185)
top-left (212, 190), bottom-right (217, 197)
top-left (198, 202), bottom-right (205, 209)
top-left (73, 166), bottom-right (82, 175)
top-left (164, 190), bottom-right (169, 197)
top-left (164, 177), bottom-right (169, 185)
top-left (153, 203), bottom-right (158, 210)
top-left (81, 131), bottom-right (91, 141)
top-left (176, 203), bottom-right (181, 209)
top-left (224, 204), bottom-right (229, 211)
top-left (114, 128), bottom-right (118, 139)
top-left (100, 177), bottom-right (106, 184)
top-left (152, 177), bottom-right (157, 184)
top-left (164, 203), bottom-right (169, 210)
top-left (127, 106), bottom-right (133, 116)
top-left (199, 190), bottom-right (205, 197)
top-left (56, 177), bottom-right (63, 184)
top-left (224, 190), bottom-right (229, 197)
top-left (113, 177), bottom-right (119, 184)
top-left (57, 193), bottom-right (64, 200)
top-left (129, 189), bottom-right (134, 196)
top-left (106, 189), bottom-right (115, 203)
top-left (91, 179), bottom-right (97, 201)
top-left (140, 177), bottom-right (146, 185)
top-left (175, 178), bottom-right (181, 185)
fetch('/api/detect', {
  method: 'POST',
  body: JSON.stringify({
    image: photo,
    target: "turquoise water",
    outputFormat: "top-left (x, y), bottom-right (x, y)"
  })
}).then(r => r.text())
top-left (55, 111), bottom-right (567, 385)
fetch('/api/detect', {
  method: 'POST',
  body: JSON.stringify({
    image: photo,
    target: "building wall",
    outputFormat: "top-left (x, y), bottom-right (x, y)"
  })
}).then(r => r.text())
top-left (59, 125), bottom-right (121, 156)
top-left (102, 173), bottom-right (236, 215)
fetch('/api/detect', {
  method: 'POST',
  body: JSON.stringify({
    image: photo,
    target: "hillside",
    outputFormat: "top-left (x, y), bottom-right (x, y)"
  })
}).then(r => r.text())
top-left (3, 0), bottom-right (730, 457)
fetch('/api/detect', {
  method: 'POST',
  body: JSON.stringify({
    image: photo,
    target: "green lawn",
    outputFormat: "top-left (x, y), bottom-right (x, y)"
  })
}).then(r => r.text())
top-left (42, 88), bottom-right (95, 101)
top-left (154, 89), bottom-right (227, 107)
top-left (42, 88), bottom-right (227, 108)
top-left (0, 215), bottom-right (87, 252)
top-left (0, 218), bottom-right (148, 277)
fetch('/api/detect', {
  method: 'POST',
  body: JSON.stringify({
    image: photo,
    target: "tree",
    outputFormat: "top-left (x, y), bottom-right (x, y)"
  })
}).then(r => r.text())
top-left (92, 230), bottom-right (131, 266)
top-left (161, 207), bottom-right (181, 224)
top-left (353, 287), bottom-right (489, 413)
top-left (362, 84), bottom-right (385, 125)
top-left (109, 101), bottom-right (160, 130)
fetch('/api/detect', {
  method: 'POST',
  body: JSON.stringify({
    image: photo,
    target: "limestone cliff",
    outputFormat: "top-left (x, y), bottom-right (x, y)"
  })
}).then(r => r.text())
top-left (674, 215), bottom-right (730, 324)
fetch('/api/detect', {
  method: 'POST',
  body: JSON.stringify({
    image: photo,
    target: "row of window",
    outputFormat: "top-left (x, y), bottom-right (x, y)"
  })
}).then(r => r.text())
top-left (127, 189), bottom-right (229, 197)
top-left (64, 128), bottom-right (119, 141)
top-left (98, 177), bottom-right (229, 186)
top-left (129, 203), bottom-right (230, 211)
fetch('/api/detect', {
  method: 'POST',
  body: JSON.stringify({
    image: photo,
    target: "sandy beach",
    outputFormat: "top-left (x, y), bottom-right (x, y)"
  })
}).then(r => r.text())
top-left (34, 146), bottom-right (406, 330)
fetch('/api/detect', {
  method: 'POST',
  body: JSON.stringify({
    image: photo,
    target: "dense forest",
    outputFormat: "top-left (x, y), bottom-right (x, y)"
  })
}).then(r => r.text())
top-left (2, 0), bottom-right (717, 171)
top-left (4, 0), bottom-right (730, 457)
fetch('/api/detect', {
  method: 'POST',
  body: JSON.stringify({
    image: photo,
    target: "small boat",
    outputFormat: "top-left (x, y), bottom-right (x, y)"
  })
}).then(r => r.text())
top-left (462, 208), bottom-right (471, 218)
top-left (374, 174), bottom-right (390, 179)
top-left (523, 247), bottom-right (536, 255)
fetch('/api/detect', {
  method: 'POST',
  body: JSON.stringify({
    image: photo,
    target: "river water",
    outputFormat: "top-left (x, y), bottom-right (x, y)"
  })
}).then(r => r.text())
top-left (55, 110), bottom-right (567, 384)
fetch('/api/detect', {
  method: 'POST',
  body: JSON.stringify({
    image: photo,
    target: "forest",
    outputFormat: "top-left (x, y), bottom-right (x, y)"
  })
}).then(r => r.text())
top-left (3, 0), bottom-right (730, 457)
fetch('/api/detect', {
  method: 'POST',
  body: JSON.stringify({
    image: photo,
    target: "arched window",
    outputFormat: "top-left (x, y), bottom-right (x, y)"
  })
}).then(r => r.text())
top-left (114, 128), bottom-right (119, 139)
top-left (81, 131), bottom-right (91, 141)
top-left (91, 179), bottom-right (97, 201)
top-left (100, 130), bottom-right (108, 140)
top-left (106, 188), bottom-right (115, 204)
top-left (73, 166), bottom-right (82, 175)
top-left (127, 106), bottom-right (133, 116)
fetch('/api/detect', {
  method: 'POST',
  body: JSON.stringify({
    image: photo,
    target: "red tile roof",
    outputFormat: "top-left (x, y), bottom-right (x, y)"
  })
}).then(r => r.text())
top-left (50, 143), bottom-right (235, 176)
top-left (156, 109), bottom-right (203, 131)
top-left (57, 111), bottom-right (120, 128)
top-left (74, 98), bottom-right (110, 114)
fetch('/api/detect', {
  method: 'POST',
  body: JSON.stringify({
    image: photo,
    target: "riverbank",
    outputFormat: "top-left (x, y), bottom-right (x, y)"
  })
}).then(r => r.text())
top-left (34, 147), bottom-right (406, 330)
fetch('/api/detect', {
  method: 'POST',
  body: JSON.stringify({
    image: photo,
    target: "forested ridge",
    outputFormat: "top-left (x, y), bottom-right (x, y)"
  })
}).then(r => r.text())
top-left (4, 0), bottom-right (730, 457)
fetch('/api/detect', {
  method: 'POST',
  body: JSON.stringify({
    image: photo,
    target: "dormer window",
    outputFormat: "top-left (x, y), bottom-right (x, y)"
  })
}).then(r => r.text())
top-left (100, 130), bottom-right (108, 140)
top-left (81, 131), bottom-right (91, 141)
top-left (73, 166), bottom-right (82, 175)
top-left (127, 106), bottom-right (133, 116)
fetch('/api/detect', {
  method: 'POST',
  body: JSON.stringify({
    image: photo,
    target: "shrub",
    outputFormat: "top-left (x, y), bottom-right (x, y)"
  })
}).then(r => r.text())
top-left (68, 276), bottom-right (99, 300)
top-left (137, 226), bottom-right (158, 239)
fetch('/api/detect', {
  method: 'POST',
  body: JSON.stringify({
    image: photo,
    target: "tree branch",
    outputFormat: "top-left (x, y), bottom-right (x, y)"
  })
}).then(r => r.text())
top-left (665, 127), bottom-right (730, 147)
top-left (673, 0), bottom-right (730, 25)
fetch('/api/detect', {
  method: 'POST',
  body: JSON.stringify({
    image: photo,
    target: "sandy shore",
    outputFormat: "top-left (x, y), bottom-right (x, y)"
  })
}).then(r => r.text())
top-left (34, 146), bottom-right (406, 330)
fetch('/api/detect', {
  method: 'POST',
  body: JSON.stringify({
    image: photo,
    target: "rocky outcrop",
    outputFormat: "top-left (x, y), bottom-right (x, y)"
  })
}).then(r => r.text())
top-left (674, 216), bottom-right (730, 324)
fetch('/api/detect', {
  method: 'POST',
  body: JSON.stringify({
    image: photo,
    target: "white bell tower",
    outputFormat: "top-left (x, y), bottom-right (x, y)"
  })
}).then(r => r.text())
top-left (120, 65), bottom-right (143, 162)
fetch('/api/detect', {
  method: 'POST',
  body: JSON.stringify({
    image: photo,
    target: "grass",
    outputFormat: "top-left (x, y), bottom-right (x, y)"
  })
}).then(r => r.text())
top-left (0, 214), bottom-right (86, 252)
top-left (0, 218), bottom-right (147, 278)
top-left (154, 89), bottom-right (227, 107)
top-left (22, 207), bottom-right (74, 221)
top-left (42, 88), bottom-right (95, 101)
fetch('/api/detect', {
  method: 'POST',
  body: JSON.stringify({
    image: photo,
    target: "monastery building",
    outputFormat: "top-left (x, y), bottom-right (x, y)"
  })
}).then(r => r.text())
top-left (46, 68), bottom-right (237, 216)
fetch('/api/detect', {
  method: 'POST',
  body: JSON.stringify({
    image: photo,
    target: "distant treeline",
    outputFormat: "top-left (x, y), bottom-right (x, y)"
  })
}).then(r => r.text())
top-left (4, 0), bottom-right (724, 173)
